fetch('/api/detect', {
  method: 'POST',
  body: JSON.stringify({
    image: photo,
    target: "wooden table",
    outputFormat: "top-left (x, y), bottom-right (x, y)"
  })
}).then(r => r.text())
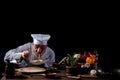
top-left (1, 70), bottom-right (111, 80)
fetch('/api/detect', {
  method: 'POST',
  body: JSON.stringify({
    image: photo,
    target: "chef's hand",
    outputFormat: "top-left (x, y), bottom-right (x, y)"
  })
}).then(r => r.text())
top-left (22, 50), bottom-right (30, 59)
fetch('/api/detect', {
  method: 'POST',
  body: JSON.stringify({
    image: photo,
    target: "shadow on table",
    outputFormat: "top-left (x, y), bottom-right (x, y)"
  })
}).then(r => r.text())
top-left (6, 75), bottom-right (28, 79)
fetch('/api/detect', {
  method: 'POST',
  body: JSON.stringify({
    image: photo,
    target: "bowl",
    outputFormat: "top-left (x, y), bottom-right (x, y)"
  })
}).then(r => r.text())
top-left (30, 59), bottom-right (48, 65)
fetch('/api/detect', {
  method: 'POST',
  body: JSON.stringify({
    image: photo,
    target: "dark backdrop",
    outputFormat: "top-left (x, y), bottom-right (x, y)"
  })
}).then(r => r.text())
top-left (0, 4), bottom-right (119, 78)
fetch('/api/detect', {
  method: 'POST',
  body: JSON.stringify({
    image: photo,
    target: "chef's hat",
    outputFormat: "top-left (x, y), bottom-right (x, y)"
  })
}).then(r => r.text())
top-left (31, 34), bottom-right (51, 45)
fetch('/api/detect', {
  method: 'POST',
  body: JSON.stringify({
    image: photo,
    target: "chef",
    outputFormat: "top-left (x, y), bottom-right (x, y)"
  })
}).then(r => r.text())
top-left (4, 34), bottom-right (55, 68)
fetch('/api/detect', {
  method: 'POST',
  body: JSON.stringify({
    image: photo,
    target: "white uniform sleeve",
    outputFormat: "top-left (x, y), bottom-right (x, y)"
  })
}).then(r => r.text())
top-left (44, 48), bottom-right (55, 67)
top-left (4, 43), bottom-right (31, 63)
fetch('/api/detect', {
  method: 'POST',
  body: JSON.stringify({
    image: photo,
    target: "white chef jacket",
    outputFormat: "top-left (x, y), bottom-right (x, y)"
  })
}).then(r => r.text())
top-left (4, 42), bottom-right (55, 68)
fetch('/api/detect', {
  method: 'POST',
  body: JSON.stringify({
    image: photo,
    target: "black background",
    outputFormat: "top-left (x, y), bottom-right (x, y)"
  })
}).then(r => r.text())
top-left (0, 4), bottom-right (119, 75)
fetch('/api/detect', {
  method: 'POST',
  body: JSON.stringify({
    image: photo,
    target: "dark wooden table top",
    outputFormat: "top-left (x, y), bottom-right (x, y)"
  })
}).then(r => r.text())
top-left (1, 70), bottom-right (112, 80)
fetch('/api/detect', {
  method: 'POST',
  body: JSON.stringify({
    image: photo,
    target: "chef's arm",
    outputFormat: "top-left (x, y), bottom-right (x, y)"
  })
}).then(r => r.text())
top-left (4, 49), bottom-right (23, 63)
top-left (4, 50), bottom-right (30, 63)
top-left (45, 51), bottom-right (55, 68)
top-left (4, 43), bottom-right (31, 63)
